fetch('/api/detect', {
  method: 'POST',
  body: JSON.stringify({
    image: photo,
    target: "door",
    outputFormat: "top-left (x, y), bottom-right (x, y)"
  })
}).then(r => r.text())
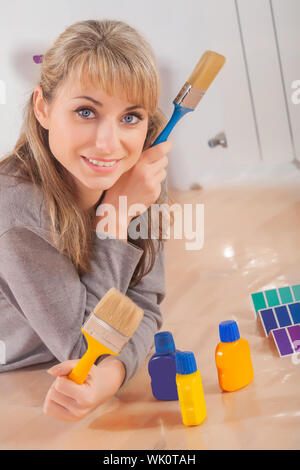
top-left (167, 0), bottom-right (300, 190)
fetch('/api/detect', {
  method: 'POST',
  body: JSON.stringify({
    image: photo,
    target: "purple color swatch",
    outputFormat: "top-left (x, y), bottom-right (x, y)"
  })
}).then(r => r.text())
top-left (288, 325), bottom-right (300, 352)
top-left (271, 325), bottom-right (300, 356)
top-left (272, 328), bottom-right (293, 356)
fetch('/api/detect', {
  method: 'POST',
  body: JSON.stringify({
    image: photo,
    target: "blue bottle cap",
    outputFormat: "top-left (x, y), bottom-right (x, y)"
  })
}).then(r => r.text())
top-left (175, 351), bottom-right (197, 375)
top-left (154, 331), bottom-right (176, 355)
top-left (219, 320), bottom-right (240, 342)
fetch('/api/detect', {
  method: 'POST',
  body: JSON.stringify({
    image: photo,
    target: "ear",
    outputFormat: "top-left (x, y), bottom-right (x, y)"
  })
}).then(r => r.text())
top-left (33, 85), bottom-right (50, 130)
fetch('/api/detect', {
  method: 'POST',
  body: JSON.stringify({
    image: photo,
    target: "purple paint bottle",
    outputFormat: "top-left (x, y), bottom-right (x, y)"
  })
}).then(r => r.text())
top-left (148, 331), bottom-right (179, 400)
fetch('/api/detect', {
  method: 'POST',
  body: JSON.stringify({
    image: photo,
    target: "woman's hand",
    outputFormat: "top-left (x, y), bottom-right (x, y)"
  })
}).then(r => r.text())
top-left (104, 139), bottom-right (172, 212)
top-left (43, 356), bottom-right (126, 422)
top-left (94, 140), bottom-right (172, 238)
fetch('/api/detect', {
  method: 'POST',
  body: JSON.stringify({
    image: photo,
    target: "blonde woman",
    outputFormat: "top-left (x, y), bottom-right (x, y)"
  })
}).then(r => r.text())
top-left (0, 19), bottom-right (172, 421)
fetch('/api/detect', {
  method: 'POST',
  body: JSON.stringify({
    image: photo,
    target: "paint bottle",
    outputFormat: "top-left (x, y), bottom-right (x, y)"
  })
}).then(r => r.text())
top-left (175, 351), bottom-right (207, 426)
top-left (215, 320), bottom-right (254, 392)
top-left (148, 331), bottom-right (179, 400)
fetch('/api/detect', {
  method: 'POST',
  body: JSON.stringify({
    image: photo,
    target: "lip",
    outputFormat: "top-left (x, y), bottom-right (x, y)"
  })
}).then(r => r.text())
top-left (83, 156), bottom-right (121, 162)
top-left (81, 155), bottom-right (121, 173)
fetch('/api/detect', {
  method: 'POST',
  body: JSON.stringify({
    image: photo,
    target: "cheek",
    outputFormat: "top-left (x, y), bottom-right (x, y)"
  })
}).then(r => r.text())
top-left (48, 113), bottom-right (66, 154)
top-left (125, 135), bottom-right (146, 168)
top-left (48, 115), bottom-right (81, 160)
top-left (129, 123), bottom-right (149, 158)
top-left (48, 128), bottom-right (64, 162)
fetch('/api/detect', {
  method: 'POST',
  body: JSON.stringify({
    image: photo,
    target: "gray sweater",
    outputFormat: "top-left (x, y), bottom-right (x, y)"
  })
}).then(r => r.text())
top-left (0, 163), bottom-right (165, 386)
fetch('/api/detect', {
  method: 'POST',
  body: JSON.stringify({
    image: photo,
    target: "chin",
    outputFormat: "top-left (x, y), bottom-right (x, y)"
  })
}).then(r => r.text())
top-left (81, 176), bottom-right (117, 191)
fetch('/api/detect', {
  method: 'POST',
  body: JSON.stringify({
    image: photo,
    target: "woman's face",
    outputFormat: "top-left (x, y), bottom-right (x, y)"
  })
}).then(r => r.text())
top-left (34, 77), bottom-right (149, 209)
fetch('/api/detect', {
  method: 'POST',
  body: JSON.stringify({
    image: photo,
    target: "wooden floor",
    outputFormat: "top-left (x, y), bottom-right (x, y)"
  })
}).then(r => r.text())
top-left (1, 184), bottom-right (300, 450)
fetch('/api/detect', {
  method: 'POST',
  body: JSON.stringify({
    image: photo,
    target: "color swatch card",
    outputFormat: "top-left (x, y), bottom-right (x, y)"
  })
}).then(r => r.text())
top-left (251, 284), bottom-right (300, 316)
top-left (271, 325), bottom-right (300, 357)
top-left (258, 302), bottom-right (300, 336)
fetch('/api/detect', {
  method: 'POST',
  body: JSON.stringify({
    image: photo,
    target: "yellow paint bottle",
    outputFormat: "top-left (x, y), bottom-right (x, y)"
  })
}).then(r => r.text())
top-left (175, 351), bottom-right (207, 426)
top-left (215, 320), bottom-right (254, 392)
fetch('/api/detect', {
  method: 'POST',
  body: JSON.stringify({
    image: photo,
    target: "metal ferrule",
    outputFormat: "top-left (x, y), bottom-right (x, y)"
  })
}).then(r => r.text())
top-left (83, 312), bottom-right (128, 354)
top-left (174, 82), bottom-right (206, 110)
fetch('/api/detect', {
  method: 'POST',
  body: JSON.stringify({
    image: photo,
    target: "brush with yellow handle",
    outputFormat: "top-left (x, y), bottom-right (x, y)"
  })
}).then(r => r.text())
top-left (68, 288), bottom-right (144, 385)
top-left (151, 50), bottom-right (226, 146)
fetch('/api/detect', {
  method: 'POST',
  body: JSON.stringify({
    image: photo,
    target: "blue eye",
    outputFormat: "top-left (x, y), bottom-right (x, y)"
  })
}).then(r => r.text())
top-left (76, 108), bottom-right (95, 119)
top-left (123, 113), bottom-right (143, 124)
top-left (75, 107), bottom-right (144, 123)
top-left (123, 115), bottom-right (135, 123)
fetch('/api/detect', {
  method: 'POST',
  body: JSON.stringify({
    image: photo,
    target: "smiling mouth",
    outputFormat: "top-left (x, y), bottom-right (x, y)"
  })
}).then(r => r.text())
top-left (81, 156), bottom-right (120, 167)
top-left (81, 155), bottom-right (121, 172)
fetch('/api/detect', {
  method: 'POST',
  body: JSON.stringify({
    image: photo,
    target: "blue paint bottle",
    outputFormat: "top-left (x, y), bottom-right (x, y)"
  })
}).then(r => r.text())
top-left (148, 331), bottom-right (179, 400)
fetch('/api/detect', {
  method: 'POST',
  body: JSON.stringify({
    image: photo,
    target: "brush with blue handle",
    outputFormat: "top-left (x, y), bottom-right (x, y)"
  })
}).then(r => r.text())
top-left (152, 50), bottom-right (225, 198)
top-left (152, 50), bottom-right (226, 147)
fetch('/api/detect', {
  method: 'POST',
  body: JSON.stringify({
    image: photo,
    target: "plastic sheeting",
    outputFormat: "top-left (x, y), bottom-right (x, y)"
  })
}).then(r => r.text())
top-left (0, 185), bottom-right (299, 450)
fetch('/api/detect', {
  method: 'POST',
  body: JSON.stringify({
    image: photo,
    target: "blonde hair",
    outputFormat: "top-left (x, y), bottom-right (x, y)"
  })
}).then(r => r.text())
top-left (0, 19), bottom-right (173, 286)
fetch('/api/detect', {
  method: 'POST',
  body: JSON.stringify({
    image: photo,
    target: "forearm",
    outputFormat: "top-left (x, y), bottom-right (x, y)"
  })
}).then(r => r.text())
top-left (96, 355), bottom-right (126, 393)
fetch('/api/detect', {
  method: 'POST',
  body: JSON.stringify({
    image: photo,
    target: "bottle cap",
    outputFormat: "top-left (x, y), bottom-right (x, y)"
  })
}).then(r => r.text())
top-left (154, 331), bottom-right (176, 355)
top-left (175, 351), bottom-right (197, 374)
top-left (219, 320), bottom-right (240, 342)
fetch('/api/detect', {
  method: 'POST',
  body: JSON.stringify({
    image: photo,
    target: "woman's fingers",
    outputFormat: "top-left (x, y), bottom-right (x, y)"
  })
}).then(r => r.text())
top-left (157, 168), bottom-right (168, 182)
top-left (143, 140), bottom-right (172, 164)
top-left (44, 398), bottom-right (79, 422)
top-left (43, 381), bottom-right (89, 421)
top-left (152, 155), bottom-right (168, 174)
top-left (48, 385), bottom-right (79, 410)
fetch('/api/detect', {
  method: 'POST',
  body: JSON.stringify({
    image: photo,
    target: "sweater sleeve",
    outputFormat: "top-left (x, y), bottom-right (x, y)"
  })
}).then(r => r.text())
top-left (0, 226), bottom-right (143, 364)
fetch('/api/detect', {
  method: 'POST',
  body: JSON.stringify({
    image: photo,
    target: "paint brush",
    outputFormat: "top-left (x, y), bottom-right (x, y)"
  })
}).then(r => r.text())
top-left (152, 50), bottom-right (226, 146)
top-left (68, 287), bottom-right (144, 385)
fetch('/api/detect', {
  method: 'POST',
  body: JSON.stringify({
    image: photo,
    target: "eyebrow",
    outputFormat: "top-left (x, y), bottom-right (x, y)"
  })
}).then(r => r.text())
top-left (73, 95), bottom-right (144, 112)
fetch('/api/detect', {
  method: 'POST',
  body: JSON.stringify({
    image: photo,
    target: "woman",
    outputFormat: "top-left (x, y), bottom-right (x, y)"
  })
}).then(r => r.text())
top-left (0, 19), bottom-right (172, 421)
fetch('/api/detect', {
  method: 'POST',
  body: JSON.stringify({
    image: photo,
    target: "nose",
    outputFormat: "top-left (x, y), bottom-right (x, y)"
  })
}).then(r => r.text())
top-left (95, 117), bottom-right (121, 156)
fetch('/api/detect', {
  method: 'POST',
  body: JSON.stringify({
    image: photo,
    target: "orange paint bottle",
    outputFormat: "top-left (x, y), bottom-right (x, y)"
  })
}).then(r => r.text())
top-left (215, 320), bottom-right (254, 392)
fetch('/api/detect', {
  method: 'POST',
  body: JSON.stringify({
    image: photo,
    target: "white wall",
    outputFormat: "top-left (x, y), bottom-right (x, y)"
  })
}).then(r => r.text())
top-left (0, 0), bottom-right (299, 189)
top-left (272, 0), bottom-right (300, 165)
